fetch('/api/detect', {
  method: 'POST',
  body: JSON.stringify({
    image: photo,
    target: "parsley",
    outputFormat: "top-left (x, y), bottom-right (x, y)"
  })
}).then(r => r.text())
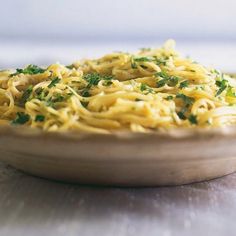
top-left (140, 83), bottom-right (153, 93)
top-left (83, 73), bottom-right (113, 88)
top-left (46, 93), bottom-right (73, 107)
top-left (215, 79), bottom-right (228, 96)
top-left (133, 57), bottom-right (153, 62)
top-left (35, 115), bottom-right (45, 122)
top-left (155, 71), bottom-right (168, 78)
top-left (179, 80), bottom-right (189, 89)
top-left (12, 112), bottom-right (30, 125)
top-left (168, 76), bottom-right (179, 87)
top-left (103, 80), bottom-right (113, 86)
top-left (156, 79), bottom-right (166, 88)
top-left (35, 88), bottom-right (48, 101)
top-left (155, 71), bottom-right (179, 88)
top-left (52, 94), bottom-right (64, 103)
top-left (10, 65), bottom-right (45, 77)
top-left (176, 93), bottom-right (195, 107)
top-left (48, 77), bottom-right (61, 88)
top-left (155, 57), bottom-right (167, 66)
top-left (175, 94), bottom-right (195, 120)
top-left (81, 89), bottom-right (90, 97)
top-left (19, 85), bottom-right (33, 106)
top-left (66, 64), bottom-right (75, 69)
top-left (165, 95), bottom-right (174, 101)
top-left (188, 114), bottom-right (198, 125)
top-left (80, 73), bottom-right (114, 97)
top-left (177, 111), bottom-right (186, 120)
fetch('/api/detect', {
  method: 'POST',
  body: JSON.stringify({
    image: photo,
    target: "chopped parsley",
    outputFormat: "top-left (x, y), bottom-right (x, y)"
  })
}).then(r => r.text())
top-left (140, 83), bottom-right (154, 93)
top-left (103, 80), bottom-right (113, 86)
top-left (177, 110), bottom-right (187, 120)
top-left (83, 73), bottom-right (113, 88)
top-left (10, 65), bottom-right (46, 77)
top-left (165, 95), bottom-right (174, 101)
top-left (35, 115), bottom-right (45, 122)
top-left (188, 114), bottom-right (198, 125)
top-left (66, 64), bottom-right (75, 69)
top-left (81, 89), bottom-right (90, 97)
top-left (35, 87), bottom-right (48, 101)
top-left (179, 80), bottom-right (189, 89)
top-left (19, 85), bottom-right (33, 106)
top-left (155, 71), bottom-right (179, 88)
top-left (176, 94), bottom-right (195, 120)
top-left (46, 93), bottom-right (73, 107)
top-left (79, 73), bottom-right (115, 97)
top-left (133, 57), bottom-right (153, 62)
top-left (131, 56), bottom-right (167, 68)
top-left (215, 79), bottom-right (228, 96)
top-left (12, 112), bottom-right (30, 125)
top-left (176, 93), bottom-right (195, 106)
top-left (48, 77), bottom-right (61, 88)
top-left (155, 57), bottom-right (167, 66)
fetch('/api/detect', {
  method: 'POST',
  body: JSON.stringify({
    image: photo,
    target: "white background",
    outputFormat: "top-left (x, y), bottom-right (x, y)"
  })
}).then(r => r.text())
top-left (0, 0), bottom-right (236, 71)
top-left (1, 0), bottom-right (235, 41)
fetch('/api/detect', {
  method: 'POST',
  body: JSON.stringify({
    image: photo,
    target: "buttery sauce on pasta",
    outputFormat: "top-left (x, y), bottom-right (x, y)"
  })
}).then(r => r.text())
top-left (1, 40), bottom-right (236, 134)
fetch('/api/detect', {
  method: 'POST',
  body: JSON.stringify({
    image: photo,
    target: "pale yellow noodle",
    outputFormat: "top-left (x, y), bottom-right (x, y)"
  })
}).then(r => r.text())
top-left (0, 40), bottom-right (236, 133)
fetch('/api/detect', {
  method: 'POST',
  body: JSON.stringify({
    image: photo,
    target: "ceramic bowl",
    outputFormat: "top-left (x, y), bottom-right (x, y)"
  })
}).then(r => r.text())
top-left (0, 126), bottom-right (236, 186)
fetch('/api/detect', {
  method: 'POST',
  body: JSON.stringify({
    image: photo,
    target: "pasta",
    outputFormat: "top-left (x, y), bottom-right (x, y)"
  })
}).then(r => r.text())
top-left (1, 40), bottom-right (236, 134)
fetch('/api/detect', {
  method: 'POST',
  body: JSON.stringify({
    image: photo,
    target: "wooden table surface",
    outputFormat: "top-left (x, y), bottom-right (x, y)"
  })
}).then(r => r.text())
top-left (0, 162), bottom-right (236, 236)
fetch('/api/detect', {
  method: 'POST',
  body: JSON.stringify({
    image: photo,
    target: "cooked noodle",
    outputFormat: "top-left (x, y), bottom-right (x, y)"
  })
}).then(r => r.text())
top-left (0, 40), bottom-right (236, 133)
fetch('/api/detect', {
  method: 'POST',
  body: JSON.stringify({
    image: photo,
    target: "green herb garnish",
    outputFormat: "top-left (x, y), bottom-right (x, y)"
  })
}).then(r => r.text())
top-left (188, 114), bottom-right (198, 125)
top-left (176, 94), bottom-right (195, 120)
top-left (19, 85), bottom-right (33, 106)
top-left (35, 115), bottom-right (45, 122)
top-left (179, 80), bottom-right (189, 89)
top-left (66, 64), bottom-right (75, 69)
top-left (83, 73), bottom-right (113, 88)
top-left (215, 79), bottom-right (228, 96)
top-left (177, 111), bottom-right (186, 120)
top-left (176, 93), bottom-right (195, 106)
top-left (165, 95), bottom-right (174, 101)
top-left (81, 89), bottom-right (90, 97)
top-left (155, 71), bottom-right (180, 88)
top-left (10, 65), bottom-right (46, 77)
top-left (133, 57), bottom-right (153, 62)
top-left (12, 112), bottom-right (30, 125)
top-left (48, 77), bottom-right (61, 88)
top-left (140, 83), bottom-right (154, 93)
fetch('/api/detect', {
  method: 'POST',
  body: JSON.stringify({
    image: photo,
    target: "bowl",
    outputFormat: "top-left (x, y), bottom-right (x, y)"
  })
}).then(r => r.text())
top-left (0, 126), bottom-right (236, 186)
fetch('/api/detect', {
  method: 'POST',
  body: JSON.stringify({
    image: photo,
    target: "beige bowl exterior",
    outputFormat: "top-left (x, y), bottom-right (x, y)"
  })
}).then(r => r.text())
top-left (0, 126), bottom-right (236, 186)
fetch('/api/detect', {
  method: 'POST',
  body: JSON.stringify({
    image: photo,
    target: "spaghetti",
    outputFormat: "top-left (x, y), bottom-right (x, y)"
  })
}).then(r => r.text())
top-left (1, 40), bottom-right (236, 133)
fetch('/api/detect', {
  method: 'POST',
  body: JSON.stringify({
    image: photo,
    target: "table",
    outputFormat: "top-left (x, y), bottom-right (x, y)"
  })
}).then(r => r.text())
top-left (0, 162), bottom-right (235, 236)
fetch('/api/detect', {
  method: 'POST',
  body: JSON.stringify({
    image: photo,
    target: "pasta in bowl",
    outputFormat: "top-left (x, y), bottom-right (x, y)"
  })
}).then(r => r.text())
top-left (0, 40), bottom-right (236, 186)
top-left (1, 40), bottom-right (236, 133)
